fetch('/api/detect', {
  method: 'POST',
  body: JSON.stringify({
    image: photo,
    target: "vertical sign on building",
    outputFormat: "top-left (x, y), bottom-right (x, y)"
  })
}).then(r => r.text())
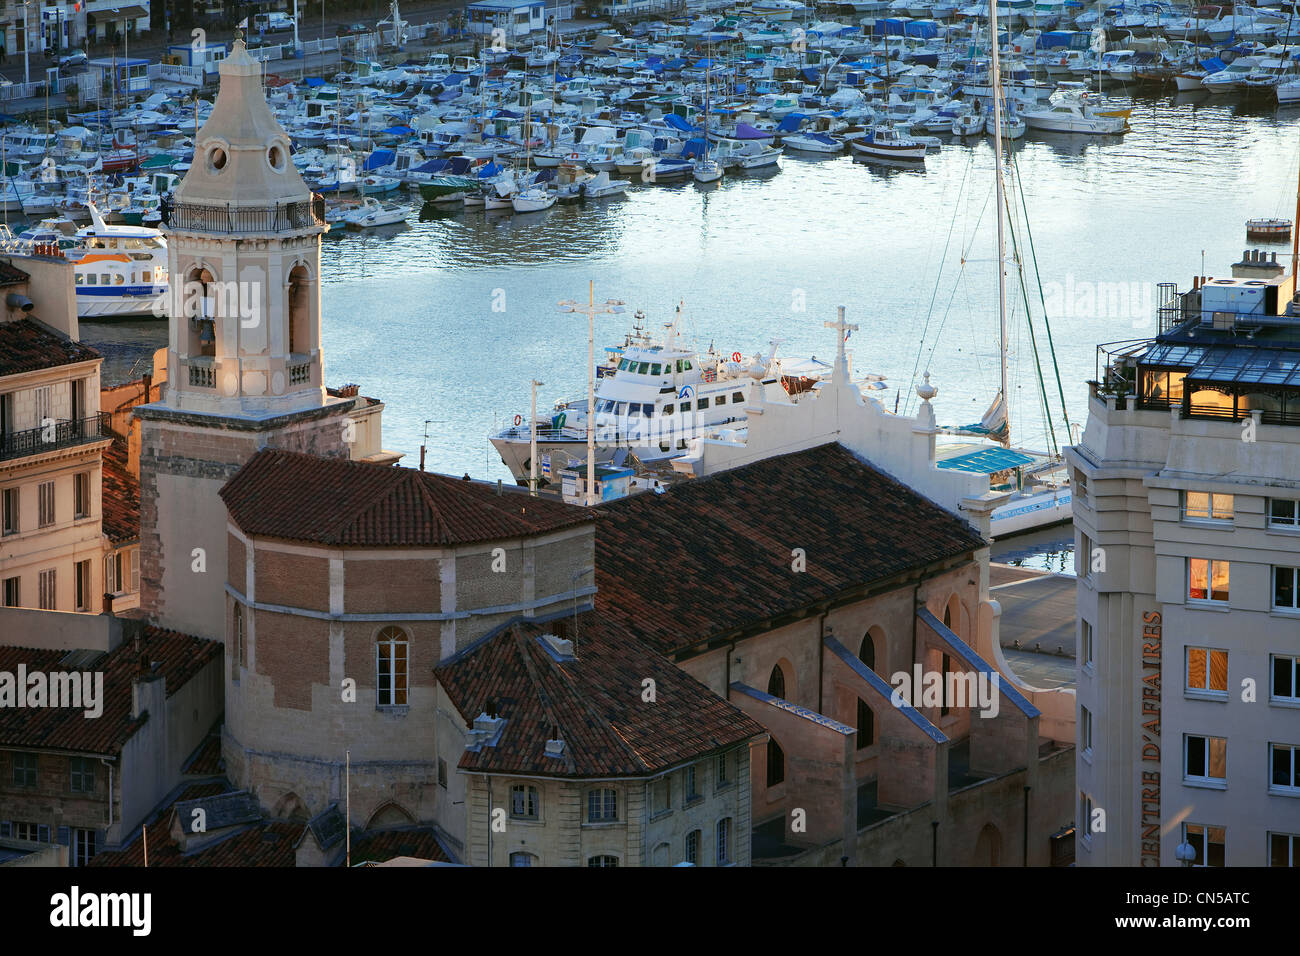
top-left (1139, 610), bottom-right (1161, 866)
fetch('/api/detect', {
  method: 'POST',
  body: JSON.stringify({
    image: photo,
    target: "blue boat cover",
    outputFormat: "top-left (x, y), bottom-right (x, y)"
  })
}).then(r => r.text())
top-left (303, 77), bottom-right (327, 87)
top-left (662, 112), bottom-right (698, 132)
top-left (936, 447), bottom-right (1035, 474)
top-left (905, 19), bottom-right (938, 38)
top-left (477, 161), bottom-right (503, 177)
top-left (448, 156), bottom-right (474, 174)
top-left (802, 67), bottom-right (819, 83)
top-left (414, 159), bottom-right (451, 173)
top-left (775, 112), bottom-right (806, 132)
top-left (382, 125), bottom-right (413, 135)
top-left (362, 149), bottom-right (395, 170)
top-left (873, 18), bottom-right (906, 36)
top-left (680, 137), bottom-right (709, 159)
top-left (734, 122), bottom-right (771, 139)
top-left (663, 58), bottom-right (686, 70)
top-left (1200, 57), bottom-right (1226, 72)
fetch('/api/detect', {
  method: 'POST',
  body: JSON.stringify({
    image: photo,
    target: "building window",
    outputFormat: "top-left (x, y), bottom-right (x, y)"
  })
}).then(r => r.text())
top-left (1270, 743), bottom-right (1300, 793)
top-left (38, 568), bottom-right (55, 610)
top-left (1273, 655), bottom-right (1300, 703)
top-left (1267, 498), bottom-right (1300, 529)
top-left (767, 663), bottom-right (786, 699)
top-left (716, 818), bottom-right (732, 865)
top-left (1183, 823), bottom-right (1225, 867)
top-left (859, 633), bottom-right (875, 672)
top-left (940, 653), bottom-right (951, 716)
top-left (510, 784), bottom-right (539, 820)
top-left (1081, 706), bottom-right (1093, 756)
top-left (1271, 832), bottom-right (1299, 867)
top-left (12, 822), bottom-right (43, 842)
top-left (716, 751), bottom-right (730, 787)
top-left (1078, 532), bottom-right (1093, 579)
top-left (1186, 647), bottom-right (1228, 696)
top-left (375, 626), bottom-right (408, 706)
top-left (2, 487), bottom-right (18, 535)
top-left (1182, 491), bottom-right (1233, 522)
top-left (73, 472), bottom-right (90, 519)
top-left (437, 758), bottom-right (448, 789)
top-left (38, 480), bottom-right (54, 527)
top-left (104, 551), bottom-right (122, 595)
top-left (1187, 558), bottom-right (1229, 604)
top-left (1079, 792), bottom-right (1094, 843)
top-left (685, 829), bottom-right (700, 865)
top-left (685, 764), bottom-right (698, 801)
top-left (69, 756), bottom-right (94, 794)
top-left (1081, 620), bottom-right (1093, 668)
top-left (1274, 567), bottom-right (1300, 611)
top-left (2, 576), bottom-right (17, 608)
top-left (587, 855), bottom-right (619, 867)
top-left (231, 604), bottom-right (245, 681)
top-left (74, 559), bottom-right (90, 612)
top-left (766, 737), bottom-right (785, 787)
top-left (1184, 734), bottom-right (1227, 786)
top-left (509, 852), bottom-right (536, 867)
top-left (586, 787), bottom-right (617, 823)
top-left (652, 776), bottom-right (671, 813)
top-left (857, 699), bottom-right (874, 749)
top-left (12, 752), bottom-right (37, 788)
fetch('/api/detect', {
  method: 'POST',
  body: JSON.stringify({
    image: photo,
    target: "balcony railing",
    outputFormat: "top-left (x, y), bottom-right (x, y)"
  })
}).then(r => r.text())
top-left (0, 413), bottom-right (111, 461)
top-left (169, 197), bottom-right (327, 235)
top-left (188, 360), bottom-right (216, 388)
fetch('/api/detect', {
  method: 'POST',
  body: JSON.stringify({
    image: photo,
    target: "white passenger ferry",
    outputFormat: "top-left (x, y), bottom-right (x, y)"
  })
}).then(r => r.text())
top-left (491, 307), bottom-right (860, 485)
top-left (6, 205), bottom-right (168, 319)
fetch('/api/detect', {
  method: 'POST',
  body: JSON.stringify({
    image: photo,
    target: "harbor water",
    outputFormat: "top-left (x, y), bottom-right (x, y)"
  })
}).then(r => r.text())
top-left (82, 92), bottom-right (1300, 524)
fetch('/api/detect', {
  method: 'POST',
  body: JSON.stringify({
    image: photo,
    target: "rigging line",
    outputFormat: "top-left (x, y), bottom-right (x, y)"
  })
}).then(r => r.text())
top-left (1008, 145), bottom-right (1073, 440)
top-left (1001, 182), bottom-right (1059, 457)
top-left (906, 147), bottom-right (978, 406)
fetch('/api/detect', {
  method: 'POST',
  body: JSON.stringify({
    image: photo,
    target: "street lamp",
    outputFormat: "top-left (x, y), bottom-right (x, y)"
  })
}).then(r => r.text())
top-left (1175, 840), bottom-right (1197, 867)
top-left (557, 282), bottom-right (623, 506)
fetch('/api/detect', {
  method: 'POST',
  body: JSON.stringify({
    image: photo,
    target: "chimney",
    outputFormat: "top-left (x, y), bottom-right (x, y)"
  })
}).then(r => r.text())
top-left (545, 725), bottom-right (565, 757)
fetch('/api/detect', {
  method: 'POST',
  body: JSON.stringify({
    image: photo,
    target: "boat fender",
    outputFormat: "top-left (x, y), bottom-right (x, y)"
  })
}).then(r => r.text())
top-left (514, 414), bottom-right (522, 426)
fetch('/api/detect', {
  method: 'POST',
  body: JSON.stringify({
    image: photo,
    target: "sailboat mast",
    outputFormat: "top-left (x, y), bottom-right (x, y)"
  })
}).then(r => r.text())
top-left (990, 0), bottom-right (1010, 447)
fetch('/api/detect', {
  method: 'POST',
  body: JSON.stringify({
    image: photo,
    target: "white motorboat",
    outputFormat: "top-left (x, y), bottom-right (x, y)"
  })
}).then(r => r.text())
top-left (781, 132), bottom-right (845, 153)
top-left (512, 184), bottom-right (557, 212)
top-left (344, 197), bottom-right (412, 228)
top-left (849, 126), bottom-right (927, 161)
top-left (584, 170), bottom-right (631, 197)
top-left (1021, 86), bottom-right (1129, 134)
top-left (692, 158), bottom-right (724, 183)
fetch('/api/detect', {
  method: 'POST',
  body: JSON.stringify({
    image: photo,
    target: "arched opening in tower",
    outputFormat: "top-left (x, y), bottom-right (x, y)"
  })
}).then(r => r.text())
top-left (288, 264), bottom-right (312, 358)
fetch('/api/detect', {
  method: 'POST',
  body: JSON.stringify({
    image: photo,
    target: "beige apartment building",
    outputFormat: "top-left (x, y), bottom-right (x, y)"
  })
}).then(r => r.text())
top-left (1068, 264), bottom-right (1300, 867)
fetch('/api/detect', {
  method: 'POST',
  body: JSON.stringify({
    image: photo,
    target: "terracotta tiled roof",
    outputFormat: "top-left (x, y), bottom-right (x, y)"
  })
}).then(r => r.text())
top-left (595, 442), bottom-right (986, 655)
top-left (0, 260), bottom-right (28, 286)
top-left (0, 318), bottom-right (99, 378)
top-left (100, 434), bottom-right (140, 546)
top-left (0, 627), bottom-right (220, 757)
top-left (436, 615), bottom-right (763, 778)
top-left (181, 729), bottom-right (224, 776)
top-left (349, 828), bottom-right (454, 865)
top-left (220, 449), bottom-right (595, 547)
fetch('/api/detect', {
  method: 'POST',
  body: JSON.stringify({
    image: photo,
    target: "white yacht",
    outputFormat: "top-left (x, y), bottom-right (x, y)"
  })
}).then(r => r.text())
top-left (490, 310), bottom-right (839, 485)
top-left (1, 205), bottom-right (168, 318)
top-left (1021, 85), bottom-right (1129, 133)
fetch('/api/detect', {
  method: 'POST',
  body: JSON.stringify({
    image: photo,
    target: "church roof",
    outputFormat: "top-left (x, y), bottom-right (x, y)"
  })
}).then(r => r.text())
top-left (174, 39), bottom-right (312, 208)
top-left (594, 441), bottom-right (986, 656)
top-left (220, 449), bottom-right (595, 547)
top-left (436, 614), bottom-right (763, 778)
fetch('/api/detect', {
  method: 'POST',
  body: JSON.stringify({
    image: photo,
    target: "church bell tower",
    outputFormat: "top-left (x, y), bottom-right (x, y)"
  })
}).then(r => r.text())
top-left (137, 40), bottom-right (353, 639)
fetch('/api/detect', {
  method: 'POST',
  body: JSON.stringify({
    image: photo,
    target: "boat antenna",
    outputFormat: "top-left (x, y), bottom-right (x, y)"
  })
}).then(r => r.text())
top-left (990, 0), bottom-right (1011, 448)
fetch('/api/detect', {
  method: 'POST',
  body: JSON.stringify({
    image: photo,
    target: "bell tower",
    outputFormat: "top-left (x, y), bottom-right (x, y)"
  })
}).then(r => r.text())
top-left (137, 40), bottom-right (353, 639)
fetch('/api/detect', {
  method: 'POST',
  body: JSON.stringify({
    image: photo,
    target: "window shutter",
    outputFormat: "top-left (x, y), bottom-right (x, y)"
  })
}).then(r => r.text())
top-left (57, 826), bottom-right (70, 846)
top-left (130, 548), bottom-right (139, 592)
top-left (0, 821), bottom-right (10, 837)
top-left (38, 824), bottom-right (50, 843)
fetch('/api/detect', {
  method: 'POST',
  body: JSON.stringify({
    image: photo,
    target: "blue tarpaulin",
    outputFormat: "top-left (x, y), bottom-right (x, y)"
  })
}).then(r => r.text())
top-left (775, 112), bottom-right (806, 132)
top-left (476, 161), bottom-right (503, 177)
top-left (302, 77), bottom-right (327, 87)
top-left (1200, 57), bottom-right (1226, 72)
top-left (680, 137), bottom-right (708, 159)
top-left (662, 112), bottom-right (698, 132)
top-left (414, 159), bottom-right (451, 173)
top-left (362, 149), bottom-right (395, 170)
top-left (905, 19), bottom-right (938, 38)
top-left (802, 67), bottom-right (820, 83)
top-left (382, 125), bottom-right (413, 135)
top-left (872, 18), bottom-right (906, 36)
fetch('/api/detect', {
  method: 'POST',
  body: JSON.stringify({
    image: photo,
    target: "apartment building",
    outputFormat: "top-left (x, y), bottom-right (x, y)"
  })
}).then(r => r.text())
top-left (1068, 264), bottom-right (1300, 867)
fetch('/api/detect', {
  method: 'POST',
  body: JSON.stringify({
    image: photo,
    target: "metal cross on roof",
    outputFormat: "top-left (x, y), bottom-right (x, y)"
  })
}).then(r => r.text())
top-left (825, 306), bottom-right (858, 378)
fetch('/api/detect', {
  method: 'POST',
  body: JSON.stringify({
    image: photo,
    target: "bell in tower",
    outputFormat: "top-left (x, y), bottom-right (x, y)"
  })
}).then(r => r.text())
top-left (164, 38), bottom-right (329, 418)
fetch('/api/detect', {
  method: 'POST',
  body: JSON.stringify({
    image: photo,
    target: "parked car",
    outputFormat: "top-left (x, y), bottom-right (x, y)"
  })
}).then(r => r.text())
top-left (253, 12), bottom-right (295, 32)
top-left (58, 50), bottom-right (87, 70)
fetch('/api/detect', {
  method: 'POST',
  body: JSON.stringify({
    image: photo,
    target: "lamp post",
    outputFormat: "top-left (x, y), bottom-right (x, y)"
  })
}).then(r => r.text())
top-left (557, 282), bottom-right (624, 506)
top-left (23, 0), bottom-right (31, 85)
top-left (1175, 840), bottom-right (1197, 867)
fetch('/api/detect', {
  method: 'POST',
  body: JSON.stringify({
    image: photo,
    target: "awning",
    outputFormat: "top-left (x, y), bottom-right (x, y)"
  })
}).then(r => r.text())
top-left (104, 5), bottom-right (148, 20)
top-left (937, 447), bottom-right (1036, 475)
